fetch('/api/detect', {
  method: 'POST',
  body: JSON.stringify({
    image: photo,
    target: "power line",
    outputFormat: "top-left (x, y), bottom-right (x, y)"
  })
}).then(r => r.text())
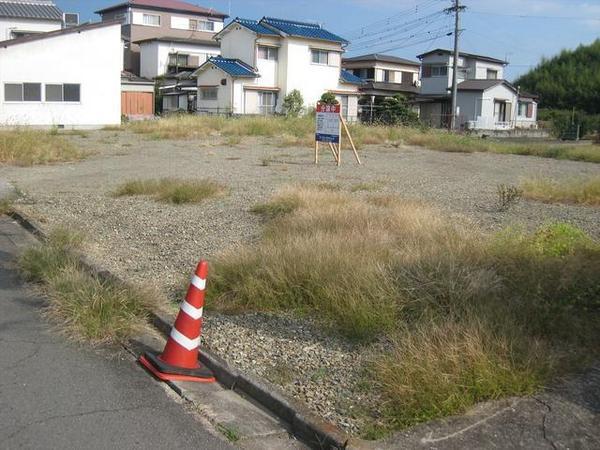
top-left (349, 24), bottom-right (453, 52)
top-left (342, 0), bottom-right (442, 37)
top-left (468, 10), bottom-right (600, 21)
top-left (350, 10), bottom-right (447, 43)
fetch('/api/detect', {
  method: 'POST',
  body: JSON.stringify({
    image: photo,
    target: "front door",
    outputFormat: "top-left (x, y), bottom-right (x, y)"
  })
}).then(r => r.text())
top-left (494, 101), bottom-right (507, 122)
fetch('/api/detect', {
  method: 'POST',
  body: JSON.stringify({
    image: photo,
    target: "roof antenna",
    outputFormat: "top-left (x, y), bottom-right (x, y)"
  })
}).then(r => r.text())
top-left (228, 0), bottom-right (232, 17)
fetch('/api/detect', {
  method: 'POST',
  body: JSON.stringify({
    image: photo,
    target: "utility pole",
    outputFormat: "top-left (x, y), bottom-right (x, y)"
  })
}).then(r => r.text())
top-left (446, 0), bottom-right (466, 130)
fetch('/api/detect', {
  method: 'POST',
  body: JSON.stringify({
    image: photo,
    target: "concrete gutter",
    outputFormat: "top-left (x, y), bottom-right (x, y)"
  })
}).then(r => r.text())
top-left (8, 209), bottom-right (352, 450)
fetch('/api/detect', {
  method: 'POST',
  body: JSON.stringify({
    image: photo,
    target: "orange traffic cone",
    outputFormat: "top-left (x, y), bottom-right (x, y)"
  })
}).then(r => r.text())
top-left (139, 261), bottom-right (215, 383)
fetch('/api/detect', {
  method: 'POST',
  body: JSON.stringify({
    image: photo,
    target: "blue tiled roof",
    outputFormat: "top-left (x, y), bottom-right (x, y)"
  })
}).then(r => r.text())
top-left (208, 57), bottom-right (258, 78)
top-left (234, 18), bottom-right (280, 36)
top-left (340, 69), bottom-right (364, 85)
top-left (261, 17), bottom-right (348, 44)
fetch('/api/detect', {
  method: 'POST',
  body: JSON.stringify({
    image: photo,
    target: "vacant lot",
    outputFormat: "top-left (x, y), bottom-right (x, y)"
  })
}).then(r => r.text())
top-left (2, 128), bottom-right (599, 435)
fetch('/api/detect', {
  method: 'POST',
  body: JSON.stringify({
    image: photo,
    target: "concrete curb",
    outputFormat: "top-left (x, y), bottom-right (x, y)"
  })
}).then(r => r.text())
top-left (8, 208), bottom-right (351, 450)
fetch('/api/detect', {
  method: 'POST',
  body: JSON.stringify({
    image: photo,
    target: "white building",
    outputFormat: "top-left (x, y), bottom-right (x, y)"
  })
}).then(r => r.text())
top-left (138, 36), bottom-right (220, 79)
top-left (417, 49), bottom-right (538, 130)
top-left (0, 22), bottom-right (123, 128)
top-left (193, 17), bottom-right (362, 121)
top-left (0, 0), bottom-right (63, 41)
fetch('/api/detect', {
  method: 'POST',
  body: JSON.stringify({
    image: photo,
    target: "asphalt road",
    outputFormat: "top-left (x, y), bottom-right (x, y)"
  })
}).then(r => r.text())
top-left (0, 217), bottom-right (232, 450)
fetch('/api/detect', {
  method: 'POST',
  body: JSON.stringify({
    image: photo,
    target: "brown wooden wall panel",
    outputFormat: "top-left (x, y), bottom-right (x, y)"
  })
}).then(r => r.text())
top-left (121, 91), bottom-right (154, 117)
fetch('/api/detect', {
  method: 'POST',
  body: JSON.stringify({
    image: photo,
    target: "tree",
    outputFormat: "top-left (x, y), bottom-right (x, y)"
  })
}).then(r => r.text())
top-left (282, 89), bottom-right (304, 117)
top-left (378, 94), bottom-right (419, 126)
top-left (319, 92), bottom-right (339, 105)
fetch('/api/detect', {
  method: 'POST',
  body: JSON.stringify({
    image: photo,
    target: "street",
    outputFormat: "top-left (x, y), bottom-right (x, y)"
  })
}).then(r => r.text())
top-left (0, 217), bottom-right (232, 450)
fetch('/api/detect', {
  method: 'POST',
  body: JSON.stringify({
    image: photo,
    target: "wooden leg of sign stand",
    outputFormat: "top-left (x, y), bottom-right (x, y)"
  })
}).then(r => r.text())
top-left (315, 141), bottom-right (319, 165)
top-left (340, 116), bottom-right (362, 165)
top-left (328, 143), bottom-right (339, 164)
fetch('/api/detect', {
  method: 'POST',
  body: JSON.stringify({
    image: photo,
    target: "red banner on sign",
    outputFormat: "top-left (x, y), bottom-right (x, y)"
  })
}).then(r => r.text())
top-left (316, 102), bottom-right (341, 114)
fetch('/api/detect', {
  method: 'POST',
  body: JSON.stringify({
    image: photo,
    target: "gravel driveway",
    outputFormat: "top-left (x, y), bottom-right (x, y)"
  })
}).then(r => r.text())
top-left (2, 130), bottom-right (599, 434)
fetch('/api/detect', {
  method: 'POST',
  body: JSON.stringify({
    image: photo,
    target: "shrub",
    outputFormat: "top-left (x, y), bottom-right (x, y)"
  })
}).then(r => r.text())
top-left (377, 95), bottom-right (419, 126)
top-left (282, 89), bottom-right (304, 117)
top-left (496, 184), bottom-right (523, 211)
top-left (319, 92), bottom-right (339, 105)
top-left (114, 178), bottom-right (226, 204)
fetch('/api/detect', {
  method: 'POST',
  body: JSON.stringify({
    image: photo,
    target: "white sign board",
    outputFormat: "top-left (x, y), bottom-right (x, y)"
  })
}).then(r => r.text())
top-left (315, 103), bottom-right (341, 143)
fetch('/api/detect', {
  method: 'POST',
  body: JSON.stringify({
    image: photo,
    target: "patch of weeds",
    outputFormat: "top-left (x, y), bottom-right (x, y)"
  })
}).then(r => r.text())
top-left (260, 157), bottom-right (273, 166)
top-left (121, 143), bottom-right (133, 148)
top-left (496, 184), bottom-right (522, 211)
top-left (0, 129), bottom-right (83, 166)
top-left (113, 178), bottom-right (226, 205)
top-left (225, 135), bottom-right (241, 145)
top-left (351, 181), bottom-right (383, 192)
top-left (521, 176), bottom-right (600, 206)
top-left (217, 424), bottom-right (240, 443)
top-left (0, 198), bottom-right (13, 215)
top-left (251, 195), bottom-right (302, 220)
top-left (226, 157), bottom-right (241, 161)
top-left (310, 367), bottom-right (329, 382)
top-left (19, 228), bottom-right (155, 344)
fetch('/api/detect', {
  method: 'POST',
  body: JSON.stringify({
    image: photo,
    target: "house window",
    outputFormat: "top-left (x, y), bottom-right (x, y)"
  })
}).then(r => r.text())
top-left (422, 65), bottom-right (447, 78)
top-left (143, 13), bottom-right (160, 26)
top-left (257, 46), bottom-right (278, 61)
top-left (337, 95), bottom-right (349, 120)
top-left (365, 68), bottom-right (375, 80)
top-left (4, 83), bottom-right (23, 101)
top-left (63, 84), bottom-right (81, 102)
top-left (487, 69), bottom-right (498, 80)
top-left (494, 100), bottom-right (507, 122)
top-left (45, 84), bottom-right (63, 101)
top-left (259, 91), bottom-right (277, 115)
top-left (401, 71), bottom-right (413, 84)
top-left (168, 54), bottom-right (189, 66)
top-left (311, 49), bottom-right (329, 65)
top-left (518, 101), bottom-right (528, 117)
top-left (4, 83), bottom-right (42, 102)
top-left (201, 87), bottom-right (218, 100)
top-left (383, 70), bottom-right (392, 82)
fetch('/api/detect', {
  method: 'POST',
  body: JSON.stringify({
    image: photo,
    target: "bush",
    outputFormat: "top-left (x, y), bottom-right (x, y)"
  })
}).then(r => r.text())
top-left (282, 89), bottom-right (304, 117)
top-left (319, 92), bottom-right (339, 105)
top-left (113, 178), bottom-right (226, 204)
top-left (377, 94), bottom-right (419, 126)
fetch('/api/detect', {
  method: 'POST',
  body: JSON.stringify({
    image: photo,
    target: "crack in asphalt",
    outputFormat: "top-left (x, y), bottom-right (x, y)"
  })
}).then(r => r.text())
top-left (533, 396), bottom-right (558, 450)
top-left (1, 405), bottom-right (158, 442)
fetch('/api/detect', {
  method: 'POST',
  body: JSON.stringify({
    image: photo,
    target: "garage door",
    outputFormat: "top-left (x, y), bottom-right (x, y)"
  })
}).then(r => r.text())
top-left (121, 91), bottom-right (154, 117)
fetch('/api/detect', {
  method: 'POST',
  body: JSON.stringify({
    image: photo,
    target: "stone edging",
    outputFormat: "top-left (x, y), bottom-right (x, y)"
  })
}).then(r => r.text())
top-left (8, 209), bottom-right (350, 450)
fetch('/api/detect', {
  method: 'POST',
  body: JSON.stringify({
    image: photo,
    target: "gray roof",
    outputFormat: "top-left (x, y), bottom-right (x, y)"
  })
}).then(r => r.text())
top-left (0, 1), bottom-right (63, 21)
top-left (135, 36), bottom-right (219, 47)
top-left (417, 49), bottom-right (507, 65)
top-left (457, 79), bottom-right (516, 92)
top-left (343, 53), bottom-right (420, 67)
top-left (0, 21), bottom-right (120, 47)
top-left (362, 81), bottom-right (420, 95)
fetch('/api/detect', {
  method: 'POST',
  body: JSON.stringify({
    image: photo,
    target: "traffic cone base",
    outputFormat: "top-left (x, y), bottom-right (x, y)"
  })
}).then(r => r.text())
top-left (140, 352), bottom-right (215, 383)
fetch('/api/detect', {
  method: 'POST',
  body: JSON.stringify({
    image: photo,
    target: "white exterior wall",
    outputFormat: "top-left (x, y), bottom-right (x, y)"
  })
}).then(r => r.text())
top-left (195, 65), bottom-right (232, 113)
top-left (516, 101), bottom-right (538, 129)
top-left (170, 15), bottom-right (224, 32)
top-left (0, 17), bottom-right (61, 41)
top-left (140, 40), bottom-right (220, 78)
top-left (420, 53), bottom-right (451, 95)
top-left (0, 24), bottom-right (122, 128)
top-left (473, 60), bottom-right (504, 79)
top-left (462, 84), bottom-right (518, 130)
top-left (219, 26), bottom-right (256, 66)
top-left (283, 37), bottom-right (343, 110)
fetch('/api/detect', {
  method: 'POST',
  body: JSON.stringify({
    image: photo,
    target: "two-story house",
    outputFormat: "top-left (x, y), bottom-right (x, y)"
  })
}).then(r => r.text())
top-left (0, 0), bottom-right (63, 41)
top-left (96, 0), bottom-right (227, 75)
top-left (342, 53), bottom-right (420, 98)
top-left (417, 48), bottom-right (538, 130)
top-left (192, 17), bottom-right (362, 121)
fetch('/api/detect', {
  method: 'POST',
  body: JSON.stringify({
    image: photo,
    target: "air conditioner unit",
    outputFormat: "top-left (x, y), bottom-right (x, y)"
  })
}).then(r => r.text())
top-left (64, 13), bottom-right (79, 28)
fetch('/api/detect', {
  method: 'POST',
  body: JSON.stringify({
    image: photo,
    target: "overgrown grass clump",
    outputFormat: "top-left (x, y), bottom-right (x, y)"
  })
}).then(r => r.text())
top-left (521, 176), bottom-right (600, 205)
top-left (126, 115), bottom-right (599, 163)
top-left (114, 178), bottom-right (226, 204)
top-left (19, 228), bottom-right (156, 344)
top-left (0, 129), bottom-right (83, 166)
top-left (209, 186), bottom-right (600, 431)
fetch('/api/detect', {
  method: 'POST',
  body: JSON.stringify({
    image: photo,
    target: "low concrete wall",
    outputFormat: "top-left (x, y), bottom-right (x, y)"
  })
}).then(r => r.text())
top-left (472, 128), bottom-right (551, 139)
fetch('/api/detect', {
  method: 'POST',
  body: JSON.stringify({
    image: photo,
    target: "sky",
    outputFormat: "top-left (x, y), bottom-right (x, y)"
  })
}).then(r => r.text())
top-left (55, 0), bottom-right (600, 80)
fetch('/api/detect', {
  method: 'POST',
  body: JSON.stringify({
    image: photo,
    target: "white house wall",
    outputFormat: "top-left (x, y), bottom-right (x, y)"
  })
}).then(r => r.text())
top-left (284, 37), bottom-right (343, 109)
top-left (0, 24), bottom-right (122, 128)
top-left (0, 18), bottom-right (61, 41)
top-left (195, 65), bottom-right (232, 113)
top-left (459, 84), bottom-right (517, 130)
top-left (140, 41), bottom-right (220, 78)
top-left (473, 60), bottom-right (504, 79)
top-left (219, 26), bottom-right (256, 67)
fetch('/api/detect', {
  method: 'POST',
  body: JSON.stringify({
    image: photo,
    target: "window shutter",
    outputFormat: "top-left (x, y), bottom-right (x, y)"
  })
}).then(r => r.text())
top-left (526, 103), bottom-right (533, 118)
top-left (422, 65), bottom-right (431, 78)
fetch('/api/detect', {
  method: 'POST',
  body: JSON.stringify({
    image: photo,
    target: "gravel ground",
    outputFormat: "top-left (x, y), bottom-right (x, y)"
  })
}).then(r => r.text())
top-left (2, 130), bottom-right (599, 435)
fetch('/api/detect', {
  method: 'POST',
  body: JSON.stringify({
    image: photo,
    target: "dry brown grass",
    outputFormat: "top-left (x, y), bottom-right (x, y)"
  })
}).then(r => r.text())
top-left (522, 176), bottom-right (600, 205)
top-left (210, 186), bottom-right (600, 432)
top-left (113, 178), bottom-right (226, 204)
top-left (0, 129), bottom-right (83, 166)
